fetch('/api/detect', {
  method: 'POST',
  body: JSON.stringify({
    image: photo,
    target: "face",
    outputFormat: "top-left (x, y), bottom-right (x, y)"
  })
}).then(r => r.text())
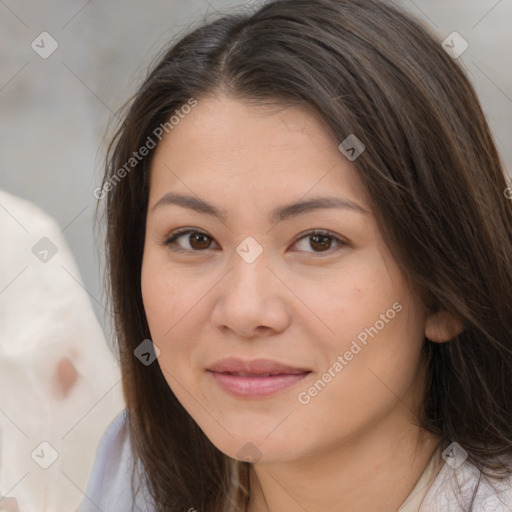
top-left (141, 95), bottom-right (429, 464)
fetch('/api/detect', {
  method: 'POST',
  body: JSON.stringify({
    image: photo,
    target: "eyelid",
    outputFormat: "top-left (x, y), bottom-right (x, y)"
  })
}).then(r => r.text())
top-left (163, 228), bottom-right (218, 252)
top-left (163, 227), bottom-right (348, 255)
top-left (290, 229), bottom-right (348, 254)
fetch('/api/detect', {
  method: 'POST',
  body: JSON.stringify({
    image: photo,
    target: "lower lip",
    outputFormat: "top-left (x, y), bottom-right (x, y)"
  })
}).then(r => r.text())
top-left (208, 371), bottom-right (310, 398)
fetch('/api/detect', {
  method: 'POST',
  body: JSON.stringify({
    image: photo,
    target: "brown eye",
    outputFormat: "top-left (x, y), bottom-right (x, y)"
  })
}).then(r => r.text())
top-left (309, 234), bottom-right (333, 251)
top-left (164, 229), bottom-right (216, 252)
top-left (293, 230), bottom-right (347, 254)
top-left (188, 232), bottom-right (212, 250)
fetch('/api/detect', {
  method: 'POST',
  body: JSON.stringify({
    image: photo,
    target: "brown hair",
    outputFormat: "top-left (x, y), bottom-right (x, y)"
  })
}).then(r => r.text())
top-left (98, 0), bottom-right (512, 509)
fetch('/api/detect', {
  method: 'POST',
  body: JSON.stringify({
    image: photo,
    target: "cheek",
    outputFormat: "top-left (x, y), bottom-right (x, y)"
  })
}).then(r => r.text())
top-left (141, 250), bottom-right (197, 339)
top-left (307, 249), bottom-right (427, 394)
top-left (140, 251), bottom-right (212, 381)
top-left (141, 262), bottom-right (172, 339)
top-left (297, 252), bottom-right (403, 352)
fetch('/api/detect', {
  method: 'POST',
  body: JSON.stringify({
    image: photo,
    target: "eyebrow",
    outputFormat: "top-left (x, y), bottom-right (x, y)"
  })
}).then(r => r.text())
top-left (152, 192), bottom-right (368, 224)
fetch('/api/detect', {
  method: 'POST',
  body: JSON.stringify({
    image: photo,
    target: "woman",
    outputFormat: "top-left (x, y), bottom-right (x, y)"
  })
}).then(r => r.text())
top-left (80, 0), bottom-right (512, 510)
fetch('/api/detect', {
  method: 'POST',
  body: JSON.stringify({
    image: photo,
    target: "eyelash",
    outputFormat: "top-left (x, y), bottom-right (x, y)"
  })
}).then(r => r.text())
top-left (163, 228), bottom-right (348, 255)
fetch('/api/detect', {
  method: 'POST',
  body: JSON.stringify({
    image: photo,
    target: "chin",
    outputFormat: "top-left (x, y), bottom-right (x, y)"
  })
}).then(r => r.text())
top-left (202, 427), bottom-right (306, 464)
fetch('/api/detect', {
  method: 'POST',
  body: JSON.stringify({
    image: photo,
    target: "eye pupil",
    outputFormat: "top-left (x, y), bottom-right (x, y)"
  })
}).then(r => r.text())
top-left (310, 234), bottom-right (331, 251)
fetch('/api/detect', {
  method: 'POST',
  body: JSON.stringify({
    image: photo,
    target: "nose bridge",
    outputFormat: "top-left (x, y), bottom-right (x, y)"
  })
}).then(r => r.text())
top-left (210, 236), bottom-right (290, 336)
top-left (229, 237), bottom-right (273, 297)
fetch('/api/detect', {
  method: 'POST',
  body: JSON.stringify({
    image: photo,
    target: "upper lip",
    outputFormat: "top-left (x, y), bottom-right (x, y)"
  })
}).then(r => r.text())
top-left (207, 357), bottom-right (311, 376)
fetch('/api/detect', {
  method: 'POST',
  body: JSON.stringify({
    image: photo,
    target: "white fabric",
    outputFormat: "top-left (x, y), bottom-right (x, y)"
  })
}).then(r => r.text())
top-left (398, 444), bottom-right (512, 511)
top-left (78, 409), bottom-right (154, 512)
top-left (82, 409), bottom-right (512, 511)
top-left (0, 189), bottom-right (125, 511)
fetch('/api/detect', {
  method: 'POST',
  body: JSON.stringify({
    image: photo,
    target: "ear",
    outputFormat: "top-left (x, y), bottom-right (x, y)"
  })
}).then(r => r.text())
top-left (424, 310), bottom-right (465, 343)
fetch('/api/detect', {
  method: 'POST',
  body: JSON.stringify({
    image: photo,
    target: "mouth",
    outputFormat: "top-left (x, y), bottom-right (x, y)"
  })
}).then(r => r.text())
top-left (207, 358), bottom-right (311, 398)
top-left (218, 371), bottom-right (302, 377)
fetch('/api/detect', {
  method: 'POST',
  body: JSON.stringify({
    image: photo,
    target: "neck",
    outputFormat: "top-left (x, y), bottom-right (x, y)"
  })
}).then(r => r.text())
top-left (246, 410), bottom-right (442, 512)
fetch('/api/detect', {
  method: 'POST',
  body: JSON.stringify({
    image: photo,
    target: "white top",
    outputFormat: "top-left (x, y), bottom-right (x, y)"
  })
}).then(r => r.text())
top-left (397, 443), bottom-right (512, 511)
top-left (79, 410), bottom-right (512, 511)
top-left (78, 409), bottom-right (154, 512)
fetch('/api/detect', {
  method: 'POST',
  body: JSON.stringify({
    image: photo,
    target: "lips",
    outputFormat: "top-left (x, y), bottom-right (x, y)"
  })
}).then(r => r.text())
top-left (207, 358), bottom-right (311, 398)
top-left (207, 357), bottom-right (310, 376)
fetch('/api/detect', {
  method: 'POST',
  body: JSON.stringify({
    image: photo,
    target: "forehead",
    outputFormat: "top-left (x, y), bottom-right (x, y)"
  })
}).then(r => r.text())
top-left (148, 95), bottom-right (369, 212)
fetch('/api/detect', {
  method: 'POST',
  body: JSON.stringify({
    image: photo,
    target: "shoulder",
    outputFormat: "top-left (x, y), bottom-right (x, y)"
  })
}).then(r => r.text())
top-left (78, 409), bottom-right (155, 512)
top-left (424, 450), bottom-right (512, 511)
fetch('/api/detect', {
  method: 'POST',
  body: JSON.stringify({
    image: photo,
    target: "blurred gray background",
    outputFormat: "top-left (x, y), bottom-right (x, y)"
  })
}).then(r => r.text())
top-left (1, 0), bottom-right (511, 333)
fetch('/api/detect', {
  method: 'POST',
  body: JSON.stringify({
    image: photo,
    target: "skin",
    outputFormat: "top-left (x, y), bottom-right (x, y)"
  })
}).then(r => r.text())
top-left (141, 94), bottom-right (458, 511)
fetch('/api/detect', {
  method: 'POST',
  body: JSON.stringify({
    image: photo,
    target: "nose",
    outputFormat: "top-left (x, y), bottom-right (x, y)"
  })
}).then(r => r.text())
top-left (210, 247), bottom-right (292, 338)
